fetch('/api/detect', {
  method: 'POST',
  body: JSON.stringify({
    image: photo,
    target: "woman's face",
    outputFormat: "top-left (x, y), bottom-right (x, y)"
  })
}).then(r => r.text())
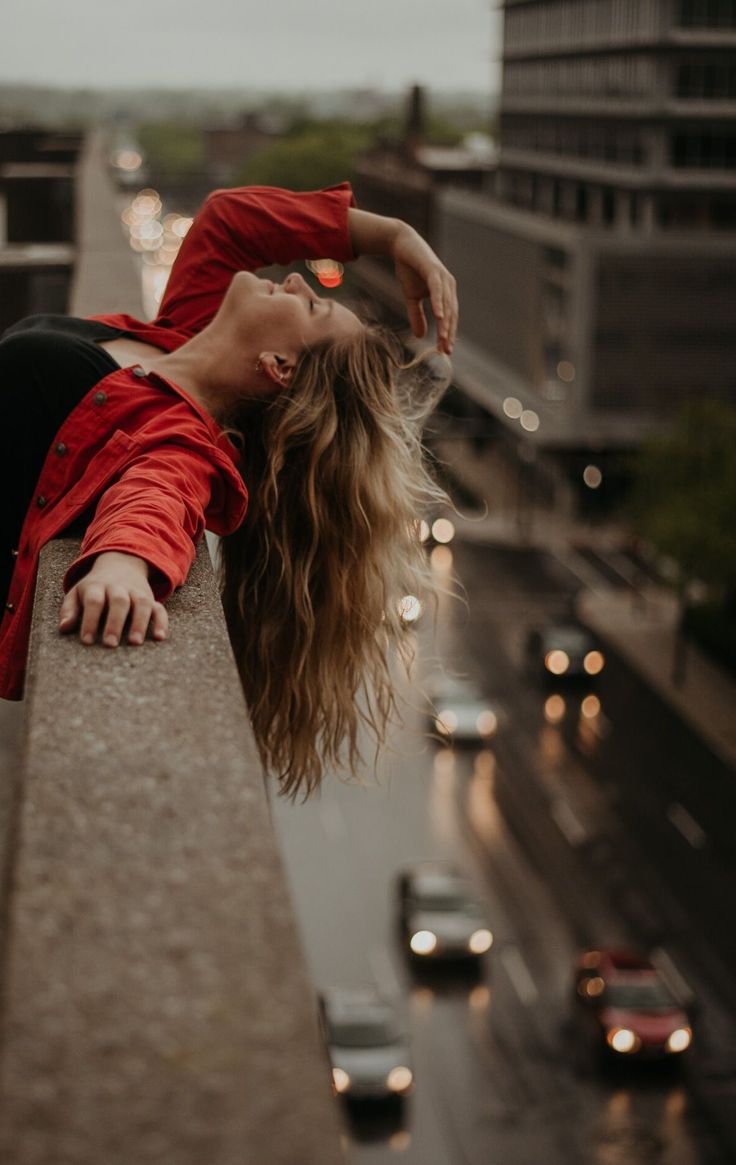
top-left (227, 270), bottom-right (362, 353)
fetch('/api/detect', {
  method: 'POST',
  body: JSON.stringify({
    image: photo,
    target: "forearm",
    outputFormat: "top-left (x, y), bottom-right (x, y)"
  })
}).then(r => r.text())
top-left (347, 207), bottom-right (404, 258)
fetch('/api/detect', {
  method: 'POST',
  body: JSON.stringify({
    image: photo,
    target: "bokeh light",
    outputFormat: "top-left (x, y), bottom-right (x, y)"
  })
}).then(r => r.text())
top-left (306, 257), bottom-right (344, 287)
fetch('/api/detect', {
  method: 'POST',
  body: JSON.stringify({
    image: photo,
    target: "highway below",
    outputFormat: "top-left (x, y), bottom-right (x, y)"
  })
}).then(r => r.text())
top-left (271, 533), bottom-right (733, 1164)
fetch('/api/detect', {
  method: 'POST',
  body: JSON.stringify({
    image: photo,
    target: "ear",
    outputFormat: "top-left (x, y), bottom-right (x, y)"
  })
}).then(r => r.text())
top-left (258, 351), bottom-right (296, 389)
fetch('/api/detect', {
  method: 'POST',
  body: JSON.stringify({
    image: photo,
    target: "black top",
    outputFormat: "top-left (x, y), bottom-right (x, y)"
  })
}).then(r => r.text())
top-left (0, 314), bottom-right (130, 599)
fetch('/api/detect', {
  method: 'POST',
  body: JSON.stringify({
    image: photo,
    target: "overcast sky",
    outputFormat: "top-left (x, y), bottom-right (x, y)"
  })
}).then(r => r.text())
top-left (1, 0), bottom-right (501, 93)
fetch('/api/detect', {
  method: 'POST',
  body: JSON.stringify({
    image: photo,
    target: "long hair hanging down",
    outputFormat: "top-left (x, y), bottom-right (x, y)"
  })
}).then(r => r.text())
top-left (219, 326), bottom-right (448, 799)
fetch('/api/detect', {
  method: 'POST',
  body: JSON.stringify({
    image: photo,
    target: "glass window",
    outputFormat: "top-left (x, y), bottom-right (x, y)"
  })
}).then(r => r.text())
top-left (679, 0), bottom-right (736, 28)
top-left (671, 130), bottom-right (736, 167)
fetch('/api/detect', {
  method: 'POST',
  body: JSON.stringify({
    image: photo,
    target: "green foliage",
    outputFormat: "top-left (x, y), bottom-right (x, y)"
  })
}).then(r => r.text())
top-left (234, 121), bottom-right (376, 191)
top-left (137, 122), bottom-right (204, 176)
top-left (232, 111), bottom-right (484, 191)
top-left (626, 398), bottom-right (736, 591)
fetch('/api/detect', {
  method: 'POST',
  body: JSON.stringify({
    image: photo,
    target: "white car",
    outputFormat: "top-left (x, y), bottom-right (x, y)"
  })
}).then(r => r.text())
top-left (318, 988), bottom-right (414, 1101)
top-left (397, 862), bottom-right (493, 962)
top-left (427, 676), bottom-right (504, 744)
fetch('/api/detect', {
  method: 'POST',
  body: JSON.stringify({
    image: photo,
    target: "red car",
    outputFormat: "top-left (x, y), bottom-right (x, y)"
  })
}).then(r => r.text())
top-left (573, 949), bottom-right (692, 1061)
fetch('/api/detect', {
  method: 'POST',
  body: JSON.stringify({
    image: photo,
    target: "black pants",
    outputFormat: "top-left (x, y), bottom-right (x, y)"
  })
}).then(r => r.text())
top-left (0, 317), bottom-right (121, 603)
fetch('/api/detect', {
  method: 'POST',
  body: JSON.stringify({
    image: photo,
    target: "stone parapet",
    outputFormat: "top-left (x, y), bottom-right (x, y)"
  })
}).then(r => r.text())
top-left (0, 538), bottom-right (345, 1165)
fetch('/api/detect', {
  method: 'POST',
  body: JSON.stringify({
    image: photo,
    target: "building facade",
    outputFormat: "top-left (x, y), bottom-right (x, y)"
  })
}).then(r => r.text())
top-left (432, 0), bottom-right (736, 510)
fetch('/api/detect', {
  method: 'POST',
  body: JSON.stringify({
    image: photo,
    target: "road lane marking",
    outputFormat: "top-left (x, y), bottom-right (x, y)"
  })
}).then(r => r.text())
top-left (549, 546), bottom-right (612, 600)
top-left (667, 802), bottom-right (707, 850)
top-left (550, 797), bottom-right (589, 847)
top-left (501, 946), bottom-right (539, 1005)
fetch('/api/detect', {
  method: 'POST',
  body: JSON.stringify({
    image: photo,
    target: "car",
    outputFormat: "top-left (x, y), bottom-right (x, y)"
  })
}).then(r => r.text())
top-left (525, 622), bottom-right (605, 680)
top-left (427, 676), bottom-right (504, 745)
top-left (318, 987), bottom-right (414, 1101)
top-left (397, 862), bottom-right (493, 962)
top-left (573, 949), bottom-right (693, 1062)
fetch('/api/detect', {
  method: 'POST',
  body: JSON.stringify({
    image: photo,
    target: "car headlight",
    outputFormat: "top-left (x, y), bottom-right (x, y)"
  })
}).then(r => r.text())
top-left (386, 1066), bottom-right (413, 1093)
top-left (435, 710), bottom-right (457, 735)
top-left (332, 1067), bottom-right (351, 1093)
top-left (606, 1027), bottom-right (641, 1054)
top-left (666, 1027), bottom-right (692, 1053)
top-left (584, 650), bottom-right (605, 675)
top-left (468, 928), bottom-right (493, 954)
top-left (431, 518), bottom-right (455, 544)
top-left (410, 929), bottom-right (437, 955)
top-left (545, 650), bottom-right (569, 675)
top-left (476, 710), bottom-right (498, 737)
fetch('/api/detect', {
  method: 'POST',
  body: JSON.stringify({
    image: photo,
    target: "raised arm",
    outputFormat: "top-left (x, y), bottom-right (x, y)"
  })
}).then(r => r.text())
top-left (157, 182), bottom-right (457, 354)
top-left (348, 208), bottom-right (458, 355)
top-left (157, 184), bottom-right (356, 333)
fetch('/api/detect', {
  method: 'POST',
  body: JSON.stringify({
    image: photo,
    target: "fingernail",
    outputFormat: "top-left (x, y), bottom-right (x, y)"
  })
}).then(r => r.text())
top-left (154, 630), bottom-right (166, 640)
top-left (129, 632), bottom-right (143, 645)
top-left (104, 635), bottom-right (117, 647)
top-left (82, 634), bottom-right (94, 645)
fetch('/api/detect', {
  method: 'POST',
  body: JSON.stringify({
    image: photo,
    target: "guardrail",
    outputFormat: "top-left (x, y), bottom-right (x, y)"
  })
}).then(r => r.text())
top-left (0, 132), bottom-right (345, 1164)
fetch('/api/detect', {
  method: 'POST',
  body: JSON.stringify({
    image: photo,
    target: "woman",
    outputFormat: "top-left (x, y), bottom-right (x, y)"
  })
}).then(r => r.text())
top-left (0, 182), bottom-right (457, 795)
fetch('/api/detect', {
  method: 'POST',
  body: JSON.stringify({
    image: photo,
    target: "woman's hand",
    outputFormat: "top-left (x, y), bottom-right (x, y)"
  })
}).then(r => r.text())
top-left (347, 208), bottom-right (458, 355)
top-left (59, 551), bottom-right (168, 647)
top-left (391, 223), bottom-right (458, 355)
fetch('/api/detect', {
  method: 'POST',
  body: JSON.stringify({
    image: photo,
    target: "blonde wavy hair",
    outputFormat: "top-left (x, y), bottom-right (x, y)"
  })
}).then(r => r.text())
top-left (219, 325), bottom-right (449, 799)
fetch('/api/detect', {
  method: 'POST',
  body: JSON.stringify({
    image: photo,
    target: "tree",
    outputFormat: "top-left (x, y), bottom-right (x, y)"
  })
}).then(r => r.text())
top-left (233, 122), bottom-right (374, 192)
top-left (626, 398), bottom-right (736, 681)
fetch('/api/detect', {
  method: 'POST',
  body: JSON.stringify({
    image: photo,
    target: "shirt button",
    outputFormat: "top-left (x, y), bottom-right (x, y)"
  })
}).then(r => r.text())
top-left (36, 495), bottom-right (47, 508)
top-left (93, 390), bottom-right (107, 405)
top-left (55, 441), bottom-right (67, 456)
top-left (5, 602), bottom-right (14, 613)
top-left (10, 548), bottom-right (19, 558)
top-left (132, 366), bottom-right (146, 378)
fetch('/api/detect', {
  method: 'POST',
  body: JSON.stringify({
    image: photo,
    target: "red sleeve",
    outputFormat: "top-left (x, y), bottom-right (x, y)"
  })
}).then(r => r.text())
top-left (62, 444), bottom-right (224, 600)
top-left (156, 183), bottom-right (357, 334)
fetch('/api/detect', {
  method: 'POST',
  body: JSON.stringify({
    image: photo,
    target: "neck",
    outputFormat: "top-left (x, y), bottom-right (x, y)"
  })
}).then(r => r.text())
top-left (153, 327), bottom-right (258, 417)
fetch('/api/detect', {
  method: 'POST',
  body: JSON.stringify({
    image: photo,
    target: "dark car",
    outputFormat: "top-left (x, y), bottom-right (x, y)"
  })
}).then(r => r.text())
top-left (573, 949), bottom-right (692, 1061)
top-left (526, 622), bottom-right (605, 681)
top-left (397, 862), bottom-right (493, 962)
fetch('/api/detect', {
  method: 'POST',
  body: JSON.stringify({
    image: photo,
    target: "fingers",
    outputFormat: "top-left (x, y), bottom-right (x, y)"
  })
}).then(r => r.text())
top-left (428, 270), bottom-right (458, 355)
top-left (407, 299), bottom-right (427, 339)
top-left (79, 583), bottom-right (107, 645)
top-left (60, 584), bottom-right (168, 647)
top-left (59, 587), bottom-right (81, 634)
top-left (127, 596), bottom-right (168, 645)
top-left (150, 602), bottom-right (169, 642)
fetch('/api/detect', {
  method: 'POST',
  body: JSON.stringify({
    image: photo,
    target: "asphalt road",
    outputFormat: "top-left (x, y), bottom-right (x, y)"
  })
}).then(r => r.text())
top-left (271, 537), bottom-right (730, 1164)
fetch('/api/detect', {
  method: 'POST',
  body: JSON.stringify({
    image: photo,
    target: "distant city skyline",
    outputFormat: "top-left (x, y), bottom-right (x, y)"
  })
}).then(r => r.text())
top-left (1, 0), bottom-right (501, 94)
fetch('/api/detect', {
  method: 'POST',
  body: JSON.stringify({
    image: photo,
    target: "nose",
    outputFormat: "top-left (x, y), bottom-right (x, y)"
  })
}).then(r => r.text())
top-left (284, 272), bottom-right (308, 294)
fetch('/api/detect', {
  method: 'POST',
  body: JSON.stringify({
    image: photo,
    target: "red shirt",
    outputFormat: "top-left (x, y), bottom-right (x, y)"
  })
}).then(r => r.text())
top-left (0, 182), bottom-right (356, 700)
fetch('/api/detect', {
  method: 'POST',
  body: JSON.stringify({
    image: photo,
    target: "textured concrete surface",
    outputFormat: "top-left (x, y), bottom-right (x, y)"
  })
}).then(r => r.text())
top-left (0, 539), bottom-right (345, 1165)
top-left (0, 699), bottom-right (25, 917)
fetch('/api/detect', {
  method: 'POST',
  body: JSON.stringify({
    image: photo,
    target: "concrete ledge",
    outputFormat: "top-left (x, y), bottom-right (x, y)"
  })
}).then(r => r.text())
top-left (0, 539), bottom-right (344, 1165)
top-left (70, 131), bottom-right (143, 318)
